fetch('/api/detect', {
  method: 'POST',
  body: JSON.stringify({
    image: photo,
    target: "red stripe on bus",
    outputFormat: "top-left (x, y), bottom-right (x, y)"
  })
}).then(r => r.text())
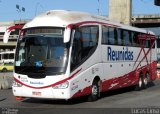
top-left (133, 33), bottom-right (156, 69)
top-left (14, 68), bottom-right (82, 89)
top-left (72, 61), bottom-right (157, 98)
top-left (67, 21), bottom-right (120, 29)
top-left (7, 25), bottom-right (23, 32)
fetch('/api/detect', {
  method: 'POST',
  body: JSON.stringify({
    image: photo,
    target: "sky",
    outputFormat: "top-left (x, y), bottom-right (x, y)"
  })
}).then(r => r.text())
top-left (0, 0), bottom-right (160, 22)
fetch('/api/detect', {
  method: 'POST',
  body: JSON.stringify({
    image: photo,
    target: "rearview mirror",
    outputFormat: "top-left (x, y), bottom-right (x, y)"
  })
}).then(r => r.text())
top-left (64, 27), bottom-right (71, 43)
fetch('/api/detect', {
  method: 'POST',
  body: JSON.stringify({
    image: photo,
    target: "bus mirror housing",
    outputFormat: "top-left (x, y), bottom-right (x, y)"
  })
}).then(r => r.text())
top-left (64, 27), bottom-right (71, 43)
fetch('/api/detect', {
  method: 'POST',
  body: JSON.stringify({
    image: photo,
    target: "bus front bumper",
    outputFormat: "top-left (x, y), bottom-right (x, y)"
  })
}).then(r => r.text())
top-left (12, 86), bottom-right (71, 100)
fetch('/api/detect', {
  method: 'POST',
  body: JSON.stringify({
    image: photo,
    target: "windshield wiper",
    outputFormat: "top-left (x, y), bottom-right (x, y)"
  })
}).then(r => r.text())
top-left (17, 66), bottom-right (31, 73)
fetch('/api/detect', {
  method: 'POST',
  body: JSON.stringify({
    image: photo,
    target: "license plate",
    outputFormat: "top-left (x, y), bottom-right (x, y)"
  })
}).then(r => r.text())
top-left (32, 91), bottom-right (41, 96)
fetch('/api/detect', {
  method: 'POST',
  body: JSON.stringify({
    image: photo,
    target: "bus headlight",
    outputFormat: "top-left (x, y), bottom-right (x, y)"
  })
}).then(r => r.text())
top-left (53, 81), bottom-right (69, 89)
top-left (13, 80), bottom-right (22, 87)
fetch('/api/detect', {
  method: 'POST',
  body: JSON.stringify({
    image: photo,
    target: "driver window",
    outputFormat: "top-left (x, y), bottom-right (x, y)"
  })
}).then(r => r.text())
top-left (71, 25), bottom-right (99, 71)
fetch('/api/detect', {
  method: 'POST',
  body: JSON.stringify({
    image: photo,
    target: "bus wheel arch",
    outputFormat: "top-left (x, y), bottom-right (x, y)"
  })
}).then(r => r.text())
top-left (87, 76), bottom-right (101, 102)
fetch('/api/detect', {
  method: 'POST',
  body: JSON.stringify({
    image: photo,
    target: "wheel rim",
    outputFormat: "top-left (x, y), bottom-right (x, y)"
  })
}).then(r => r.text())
top-left (92, 85), bottom-right (98, 95)
top-left (139, 77), bottom-right (142, 88)
top-left (144, 74), bottom-right (149, 85)
top-left (144, 77), bottom-right (148, 85)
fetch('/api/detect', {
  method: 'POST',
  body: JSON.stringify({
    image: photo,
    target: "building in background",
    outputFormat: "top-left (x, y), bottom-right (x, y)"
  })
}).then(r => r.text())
top-left (109, 0), bottom-right (132, 25)
top-left (0, 20), bottom-right (29, 52)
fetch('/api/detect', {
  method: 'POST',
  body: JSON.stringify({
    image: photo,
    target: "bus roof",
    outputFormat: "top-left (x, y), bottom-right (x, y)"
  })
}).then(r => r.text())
top-left (24, 10), bottom-right (154, 35)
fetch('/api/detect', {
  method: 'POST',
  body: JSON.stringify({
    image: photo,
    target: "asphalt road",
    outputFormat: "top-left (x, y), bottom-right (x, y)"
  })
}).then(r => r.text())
top-left (0, 72), bottom-right (160, 114)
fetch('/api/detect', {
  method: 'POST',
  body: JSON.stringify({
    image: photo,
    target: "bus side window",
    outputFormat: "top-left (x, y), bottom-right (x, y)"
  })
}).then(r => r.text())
top-left (131, 31), bottom-right (135, 46)
top-left (108, 27), bottom-right (115, 45)
top-left (117, 29), bottom-right (122, 46)
top-left (114, 28), bottom-right (118, 45)
top-left (102, 26), bottom-right (117, 45)
top-left (102, 26), bottom-right (109, 44)
top-left (123, 30), bottom-right (130, 46)
top-left (129, 31), bottom-right (132, 45)
top-left (132, 32), bottom-right (140, 47)
top-left (145, 40), bottom-right (150, 48)
top-left (71, 26), bottom-right (99, 71)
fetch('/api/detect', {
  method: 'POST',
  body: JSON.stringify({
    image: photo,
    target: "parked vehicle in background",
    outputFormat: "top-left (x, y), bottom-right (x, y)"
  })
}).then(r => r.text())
top-left (0, 51), bottom-right (15, 64)
top-left (0, 63), bottom-right (13, 72)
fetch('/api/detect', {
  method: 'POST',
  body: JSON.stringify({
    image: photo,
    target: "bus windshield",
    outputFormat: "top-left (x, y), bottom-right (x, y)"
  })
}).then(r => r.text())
top-left (15, 28), bottom-right (70, 76)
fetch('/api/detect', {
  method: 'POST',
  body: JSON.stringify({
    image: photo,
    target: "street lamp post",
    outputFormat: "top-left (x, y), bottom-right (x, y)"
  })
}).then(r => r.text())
top-left (16, 4), bottom-right (25, 21)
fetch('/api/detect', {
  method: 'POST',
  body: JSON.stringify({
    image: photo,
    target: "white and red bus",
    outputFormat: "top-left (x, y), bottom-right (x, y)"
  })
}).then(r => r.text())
top-left (9, 10), bottom-right (156, 101)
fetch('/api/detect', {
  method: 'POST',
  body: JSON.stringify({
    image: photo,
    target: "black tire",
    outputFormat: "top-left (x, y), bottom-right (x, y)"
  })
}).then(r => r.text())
top-left (2, 68), bottom-right (7, 72)
top-left (87, 80), bottom-right (100, 102)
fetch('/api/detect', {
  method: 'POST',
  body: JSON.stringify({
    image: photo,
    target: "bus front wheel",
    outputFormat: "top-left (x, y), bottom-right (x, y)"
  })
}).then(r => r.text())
top-left (87, 79), bottom-right (100, 102)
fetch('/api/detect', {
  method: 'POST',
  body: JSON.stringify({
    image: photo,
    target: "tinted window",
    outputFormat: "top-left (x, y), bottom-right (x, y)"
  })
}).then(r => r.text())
top-left (145, 40), bottom-right (150, 48)
top-left (71, 26), bottom-right (99, 70)
top-left (108, 27), bottom-right (115, 45)
top-left (4, 54), bottom-right (8, 59)
top-left (157, 38), bottom-right (160, 48)
top-left (123, 30), bottom-right (130, 46)
top-left (9, 53), bottom-right (14, 59)
top-left (117, 29), bottom-right (123, 46)
top-left (102, 26), bottom-right (117, 45)
top-left (132, 32), bottom-right (140, 47)
top-left (102, 26), bottom-right (109, 44)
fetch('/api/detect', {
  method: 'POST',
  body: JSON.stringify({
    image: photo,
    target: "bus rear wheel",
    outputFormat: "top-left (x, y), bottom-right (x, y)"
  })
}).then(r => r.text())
top-left (143, 73), bottom-right (150, 88)
top-left (87, 79), bottom-right (100, 102)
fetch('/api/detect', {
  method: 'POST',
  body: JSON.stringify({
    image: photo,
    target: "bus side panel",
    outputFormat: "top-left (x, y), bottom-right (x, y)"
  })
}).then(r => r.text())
top-left (101, 45), bottom-right (136, 89)
top-left (70, 46), bottom-right (103, 98)
top-left (70, 63), bottom-right (103, 98)
top-left (101, 70), bottom-right (137, 92)
top-left (100, 45), bottom-right (156, 92)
